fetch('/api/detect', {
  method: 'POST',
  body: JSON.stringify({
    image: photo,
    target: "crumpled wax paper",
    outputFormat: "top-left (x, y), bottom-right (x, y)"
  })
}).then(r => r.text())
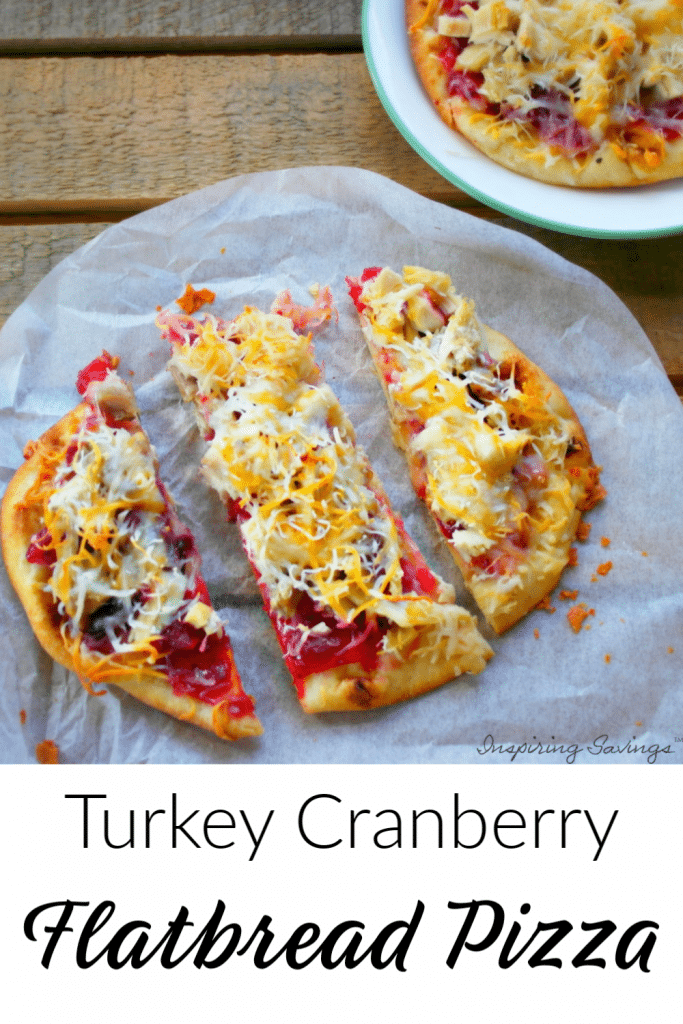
top-left (1, 167), bottom-right (681, 765)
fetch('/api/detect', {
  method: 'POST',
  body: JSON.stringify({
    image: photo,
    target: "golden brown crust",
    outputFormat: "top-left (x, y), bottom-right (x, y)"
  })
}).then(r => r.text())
top-left (449, 107), bottom-right (683, 189)
top-left (2, 406), bottom-right (88, 673)
top-left (407, 0), bottom-right (683, 188)
top-left (1, 405), bottom-right (262, 741)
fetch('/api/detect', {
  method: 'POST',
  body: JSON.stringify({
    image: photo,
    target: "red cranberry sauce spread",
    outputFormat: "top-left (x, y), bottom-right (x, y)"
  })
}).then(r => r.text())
top-left (242, 502), bottom-right (440, 698)
top-left (27, 357), bottom-right (252, 718)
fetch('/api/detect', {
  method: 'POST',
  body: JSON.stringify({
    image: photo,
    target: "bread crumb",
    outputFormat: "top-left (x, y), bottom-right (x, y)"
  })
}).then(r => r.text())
top-left (635, 720), bottom-right (642, 727)
top-left (176, 283), bottom-right (216, 314)
top-left (36, 739), bottom-right (59, 764)
top-left (667, 646), bottom-right (674, 654)
top-left (567, 547), bottom-right (578, 567)
top-left (641, 551), bottom-right (648, 557)
top-left (559, 589), bottom-right (578, 601)
top-left (19, 709), bottom-right (26, 725)
top-left (596, 560), bottom-right (612, 576)
top-left (534, 628), bottom-right (540, 639)
top-left (220, 247), bottom-right (226, 254)
top-left (156, 304), bottom-right (162, 311)
top-left (604, 653), bottom-right (611, 663)
top-left (576, 521), bottom-right (591, 541)
top-left (567, 603), bottom-right (595, 633)
top-left (535, 594), bottom-right (556, 613)
top-left (601, 536), bottom-right (611, 547)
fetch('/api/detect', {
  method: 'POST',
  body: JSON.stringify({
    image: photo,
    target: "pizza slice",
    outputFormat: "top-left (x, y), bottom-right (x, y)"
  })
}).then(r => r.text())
top-left (407, 0), bottom-right (683, 187)
top-left (157, 301), bottom-right (492, 713)
top-left (1, 353), bottom-right (262, 741)
top-left (347, 265), bottom-right (605, 634)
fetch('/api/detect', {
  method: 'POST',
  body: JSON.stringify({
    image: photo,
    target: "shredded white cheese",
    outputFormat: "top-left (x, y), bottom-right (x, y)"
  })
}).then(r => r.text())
top-left (166, 308), bottom-right (417, 626)
top-left (39, 373), bottom-right (223, 673)
top-left (423, 0), bottom-right (683, 162)
top-left (358, 266), bottom-right (576, 579)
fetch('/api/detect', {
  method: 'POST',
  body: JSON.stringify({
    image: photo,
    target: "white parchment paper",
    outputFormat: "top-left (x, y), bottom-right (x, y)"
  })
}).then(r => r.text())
top-left (1, 167), bottom-right (682, 765)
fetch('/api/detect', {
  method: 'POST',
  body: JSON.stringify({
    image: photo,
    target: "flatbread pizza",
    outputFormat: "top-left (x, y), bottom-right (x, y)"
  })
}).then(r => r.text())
top-left (407, 0), bottom-right (683, 186)
top-left (347, 265), bottom-right (605, 633)
top-left (1, 354), bottom-right (262, 740)
top-left (157, 301), bottom-right (493, 712)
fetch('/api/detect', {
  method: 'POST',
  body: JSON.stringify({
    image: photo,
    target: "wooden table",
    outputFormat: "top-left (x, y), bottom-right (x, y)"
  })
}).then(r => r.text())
top-left (1, 1), bottom-right (681, 397)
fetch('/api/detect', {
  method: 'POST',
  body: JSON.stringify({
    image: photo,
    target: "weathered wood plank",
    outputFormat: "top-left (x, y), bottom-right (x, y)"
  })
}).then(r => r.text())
top-left (0, 224), bottom-right (108, 325)
top-left (1, 1), bottom-right (362, 42)
top-left (1, 224), bottom-right (681, 396)
top-left (0, 53), bottom-right (459, 212)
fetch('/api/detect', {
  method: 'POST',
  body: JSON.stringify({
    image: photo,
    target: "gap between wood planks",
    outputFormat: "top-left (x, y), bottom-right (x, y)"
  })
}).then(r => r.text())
top-left (0, 35), bottom-right (363, 57)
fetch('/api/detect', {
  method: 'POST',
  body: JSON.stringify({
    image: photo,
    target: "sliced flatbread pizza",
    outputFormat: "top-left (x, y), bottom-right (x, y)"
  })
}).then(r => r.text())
top-left (347, 265), bottom-right (605, 633)
top-left (158, 301), bottom-right (492, 712)
top-left (1, 353), bottom-right (261, 740)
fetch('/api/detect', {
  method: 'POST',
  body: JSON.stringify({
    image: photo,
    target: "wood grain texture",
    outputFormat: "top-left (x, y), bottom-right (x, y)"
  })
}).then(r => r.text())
top-left (1, 1), bottom-right (362, 41)
top-left (0, 223), bottom-right (681, 396)
top-left (0, 224), bottom-right (108, 325)
top-left (0, 53), bottom-right (455, 211)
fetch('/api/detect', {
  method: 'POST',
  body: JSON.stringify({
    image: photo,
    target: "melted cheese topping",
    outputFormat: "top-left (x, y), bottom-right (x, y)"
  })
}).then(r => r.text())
top-left (163, 307), bottom-right (456, 646)
top-left (34, 374), bottom-right (222, 682)
top-left (358, 266), bottom-right (582, 582)
top-left (417, 0), bottom-right (683, 160)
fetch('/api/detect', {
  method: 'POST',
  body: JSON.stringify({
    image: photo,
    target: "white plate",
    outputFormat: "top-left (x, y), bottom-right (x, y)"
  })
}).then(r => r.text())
top-left (362, 0), bottom-right (683, 238)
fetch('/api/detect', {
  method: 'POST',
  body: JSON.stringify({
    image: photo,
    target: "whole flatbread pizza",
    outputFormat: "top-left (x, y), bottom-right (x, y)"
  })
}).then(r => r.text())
top-left (407, 0), bottom-right (683, 187)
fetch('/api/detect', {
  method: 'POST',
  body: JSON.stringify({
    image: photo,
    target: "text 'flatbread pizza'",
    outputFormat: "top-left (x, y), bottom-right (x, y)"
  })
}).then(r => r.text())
top-left (408, 0), bottom-right (683, 186)
top-left (157, 300), bottom-right (492, 712)
top-left (1, 354), bottom-right (261, 741)
top-left (347, 266), bottom-right (605, 634)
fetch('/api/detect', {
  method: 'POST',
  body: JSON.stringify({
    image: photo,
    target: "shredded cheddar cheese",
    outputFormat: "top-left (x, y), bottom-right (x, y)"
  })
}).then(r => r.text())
top-left (166, 311), bottom-right (421, 614)
top-left (161, 306), bottom-right (467, 664)
top-left (420, 0), bottom-right (683, 171)
top-left (357, 267), bottom-right (589, 568)
top-left (351, 264), bottom-right (605, 634)
top-left (31, 372), bottom-right (223, 685)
